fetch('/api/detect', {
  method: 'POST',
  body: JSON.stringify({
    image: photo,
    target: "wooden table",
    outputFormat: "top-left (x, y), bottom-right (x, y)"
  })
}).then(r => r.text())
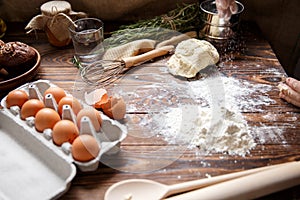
top-left (2, 21), bottom-right (300, 200)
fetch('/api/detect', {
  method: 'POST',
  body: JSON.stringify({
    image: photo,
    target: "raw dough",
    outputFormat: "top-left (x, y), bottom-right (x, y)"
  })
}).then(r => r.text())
top-left (167, 38), bottom-right (219, 78)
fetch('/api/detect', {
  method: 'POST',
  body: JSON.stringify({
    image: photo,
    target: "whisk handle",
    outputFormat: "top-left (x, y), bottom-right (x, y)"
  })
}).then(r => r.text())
top-left (123, 45), bottom-right (174, 68)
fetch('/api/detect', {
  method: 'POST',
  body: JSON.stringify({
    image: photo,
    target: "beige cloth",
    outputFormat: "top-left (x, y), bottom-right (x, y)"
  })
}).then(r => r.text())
top-left (103, 39), bottom-right (156, 60)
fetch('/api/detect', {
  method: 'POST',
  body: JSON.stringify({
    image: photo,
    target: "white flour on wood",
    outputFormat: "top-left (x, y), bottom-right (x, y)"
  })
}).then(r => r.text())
top-left (115, 72), bottom-right (288, 156)
top-left (151, 105), bottom-right (256, 156)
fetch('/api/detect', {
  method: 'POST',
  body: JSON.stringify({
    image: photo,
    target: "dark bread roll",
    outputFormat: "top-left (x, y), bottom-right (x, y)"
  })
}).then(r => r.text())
top-left (0, 40), bottom-right (36, 75)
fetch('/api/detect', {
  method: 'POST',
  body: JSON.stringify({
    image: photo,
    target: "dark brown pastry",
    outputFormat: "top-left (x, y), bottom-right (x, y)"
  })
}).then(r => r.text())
top-left (0, 40), bottom-right (36, 75)
top-left (0, 40), bottom-right (36, 67)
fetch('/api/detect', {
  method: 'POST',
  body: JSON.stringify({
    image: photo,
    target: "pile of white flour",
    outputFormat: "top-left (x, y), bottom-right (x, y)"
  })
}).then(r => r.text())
top-left (149, 74), bottom-right (278, 156)
top-left (152, 104), bottom-right (256, 156)
top-left (115, 71), bottom-right (285, 157)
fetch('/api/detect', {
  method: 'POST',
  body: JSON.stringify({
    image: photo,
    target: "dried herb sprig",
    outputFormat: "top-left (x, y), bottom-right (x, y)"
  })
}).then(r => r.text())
top-left (72, 56), bottom-right (83, 70)
top-left (106, 3), bottom-right (200, 47)
top-left (113, 3), bottom-right (199, 34)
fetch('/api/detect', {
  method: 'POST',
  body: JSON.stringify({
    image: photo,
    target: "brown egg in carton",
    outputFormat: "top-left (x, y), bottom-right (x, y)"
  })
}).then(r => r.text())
top-left (0, 80), bottom-right (127, 172)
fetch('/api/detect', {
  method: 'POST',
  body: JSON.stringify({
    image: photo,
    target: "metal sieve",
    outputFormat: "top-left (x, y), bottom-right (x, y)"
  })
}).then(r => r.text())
top-left (199, 0), bottom-right (244, 40)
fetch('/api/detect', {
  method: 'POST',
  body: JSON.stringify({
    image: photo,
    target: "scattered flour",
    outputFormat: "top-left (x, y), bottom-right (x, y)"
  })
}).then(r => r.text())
top-left (115, 73), bottom-right (287, 157)
top-left (187, 75), bottom-right (276, 112)
top-left (151, 75), bottom-right (286, 156)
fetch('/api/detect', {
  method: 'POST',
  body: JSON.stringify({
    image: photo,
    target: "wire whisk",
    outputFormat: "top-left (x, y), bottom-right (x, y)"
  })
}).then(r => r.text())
top-left (80, 45), bottom-right (174, 86)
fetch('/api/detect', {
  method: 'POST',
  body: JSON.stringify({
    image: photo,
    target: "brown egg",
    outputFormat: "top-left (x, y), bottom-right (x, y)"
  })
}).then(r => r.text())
top-left (72, 134), bottom-right (100, 162)
top-left (35, 108), bottom-right (61, 132)
top-left (101, 96), bottom-right (126, 120)
top-left (57, 96), bottom-right (82, 116)
top-left (76, 107), bottom-right (102, 132)
top-left (52, 120), bottom-right (79, 146)
top-left (44, 87), bottom-right (66, 104)
top-left (6, 90), bottom-right (29, 108)
top-left (20, 99), bottom-right (44, 120)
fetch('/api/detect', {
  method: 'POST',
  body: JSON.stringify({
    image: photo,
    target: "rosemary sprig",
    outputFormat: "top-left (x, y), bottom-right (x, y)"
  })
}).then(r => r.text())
top-left (106, 3), bottom-right (200, 47)
top-left (113, 3), bottom-right (199, 34)
top-left (72, 56), bottom-right (83, 70)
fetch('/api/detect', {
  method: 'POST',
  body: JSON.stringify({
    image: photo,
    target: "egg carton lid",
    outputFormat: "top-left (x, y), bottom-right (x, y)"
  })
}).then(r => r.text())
top-left (0, 80), bottom-right (127, 200)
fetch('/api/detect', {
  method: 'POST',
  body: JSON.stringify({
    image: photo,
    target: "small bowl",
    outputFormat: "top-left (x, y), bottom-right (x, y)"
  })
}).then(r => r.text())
top-left (199, 0), bottom-right (244, 40)
top-left (0, 48), bottom-right (41, 98)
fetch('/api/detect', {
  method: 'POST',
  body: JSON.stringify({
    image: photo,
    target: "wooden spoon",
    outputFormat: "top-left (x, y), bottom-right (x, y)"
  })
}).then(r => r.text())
top-left (165, 161), bottom-right (300, 200)
top-left (104, 162), bottom-right (292, 200)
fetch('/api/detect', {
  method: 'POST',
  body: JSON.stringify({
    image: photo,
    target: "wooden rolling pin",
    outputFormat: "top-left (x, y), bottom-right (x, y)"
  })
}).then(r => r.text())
top-left (165, 161), bottom-right (300, 200)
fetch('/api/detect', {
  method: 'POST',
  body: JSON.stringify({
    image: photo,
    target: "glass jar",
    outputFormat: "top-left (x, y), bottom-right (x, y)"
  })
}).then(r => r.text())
top-left (25, 1), bottom-right (86, 47)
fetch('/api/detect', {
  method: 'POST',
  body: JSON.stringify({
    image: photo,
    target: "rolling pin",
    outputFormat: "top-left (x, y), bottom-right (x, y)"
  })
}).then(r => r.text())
top-left (165, 161), bottom-right (300, 200)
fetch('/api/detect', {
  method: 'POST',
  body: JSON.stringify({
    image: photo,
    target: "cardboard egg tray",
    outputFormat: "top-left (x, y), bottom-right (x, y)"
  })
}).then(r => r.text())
top-left (0, 80), bottom-right (127, 200)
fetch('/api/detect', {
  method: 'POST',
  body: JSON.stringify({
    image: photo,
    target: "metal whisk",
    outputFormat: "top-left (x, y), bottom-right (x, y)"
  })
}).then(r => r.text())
top-left (80, 45), bottom-right (174, 86)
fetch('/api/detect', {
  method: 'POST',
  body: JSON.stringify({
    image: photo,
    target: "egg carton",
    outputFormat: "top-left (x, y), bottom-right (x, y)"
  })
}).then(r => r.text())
top-left (0, 80), bottom-right (127, 200)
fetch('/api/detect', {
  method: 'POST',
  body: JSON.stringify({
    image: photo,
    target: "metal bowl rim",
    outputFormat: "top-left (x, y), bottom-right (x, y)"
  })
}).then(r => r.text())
top-left (200, 0), bottom-right (244, 16)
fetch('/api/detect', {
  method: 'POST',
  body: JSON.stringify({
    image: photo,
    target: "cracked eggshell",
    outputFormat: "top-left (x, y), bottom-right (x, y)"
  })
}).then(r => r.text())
top-left (84, 88), bottom-right (108, 106)
top-left (101, 96), bottom-right (126, 120)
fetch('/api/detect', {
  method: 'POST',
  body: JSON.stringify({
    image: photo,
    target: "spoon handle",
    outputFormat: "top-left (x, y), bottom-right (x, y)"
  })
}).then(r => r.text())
top-left (165, 161), bottom-right (300, 200)
top-left (164, 161), bottom-right (296, 198)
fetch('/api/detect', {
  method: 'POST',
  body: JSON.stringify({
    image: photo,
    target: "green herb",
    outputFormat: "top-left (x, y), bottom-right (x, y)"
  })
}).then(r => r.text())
top-left (114, 3), bottom-right (199, 34)
top-left (72, 56), bottom-right (83, 70)
top-left (106, 3), bottom-right (200, 47)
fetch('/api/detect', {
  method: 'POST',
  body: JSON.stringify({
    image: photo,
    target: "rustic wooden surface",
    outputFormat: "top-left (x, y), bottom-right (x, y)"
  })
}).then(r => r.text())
top-left (2, 22), bottom-right (300, 200)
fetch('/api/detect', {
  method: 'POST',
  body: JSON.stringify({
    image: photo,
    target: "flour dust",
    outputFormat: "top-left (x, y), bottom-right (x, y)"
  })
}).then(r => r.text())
top-left (114, 69), bottom-right (289, 157)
